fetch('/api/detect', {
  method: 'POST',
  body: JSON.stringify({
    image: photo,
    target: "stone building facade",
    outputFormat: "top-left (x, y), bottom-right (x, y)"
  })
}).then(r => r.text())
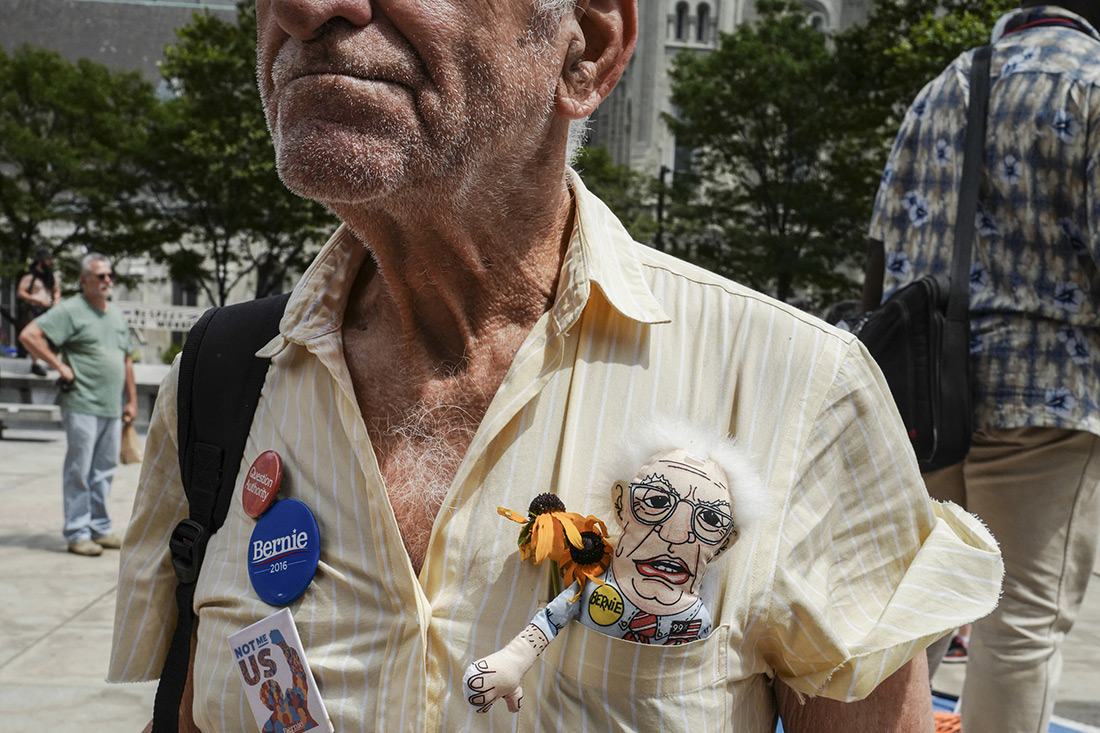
top-left (0, 0), bottom-right (235, 85)
top-left (588, 0), bottom-right (869, 177)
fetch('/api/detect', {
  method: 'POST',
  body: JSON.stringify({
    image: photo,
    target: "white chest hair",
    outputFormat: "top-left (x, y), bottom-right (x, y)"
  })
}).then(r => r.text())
top-left (343, 290), bottom-right (540, 572)
top-left (369, 398), bottom-right (481, 573)
top-left (345, 334), bottom-right (511, 572)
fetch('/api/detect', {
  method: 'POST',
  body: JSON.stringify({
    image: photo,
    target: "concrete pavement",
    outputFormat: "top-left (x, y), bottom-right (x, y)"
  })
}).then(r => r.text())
top-left (0, 427), bottom-right (155, 730)
top-left (1, 426), bottom-right (1098, 731)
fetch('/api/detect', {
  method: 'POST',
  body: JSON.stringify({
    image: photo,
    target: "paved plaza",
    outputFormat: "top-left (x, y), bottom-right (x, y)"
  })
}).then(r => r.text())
top-left (1, 426), bottom-right (1098, 731)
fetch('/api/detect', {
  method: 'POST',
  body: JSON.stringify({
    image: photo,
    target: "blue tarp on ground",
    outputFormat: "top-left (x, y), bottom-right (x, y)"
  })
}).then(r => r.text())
top-left (774, 694), bottom-right (1092, 732)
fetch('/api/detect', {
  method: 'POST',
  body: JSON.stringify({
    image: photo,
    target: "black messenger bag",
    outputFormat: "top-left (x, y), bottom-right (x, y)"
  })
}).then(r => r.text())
top-left (854, 45), bottom-right (991, 473)
top-left (855, 275), bottom-right (972, 471)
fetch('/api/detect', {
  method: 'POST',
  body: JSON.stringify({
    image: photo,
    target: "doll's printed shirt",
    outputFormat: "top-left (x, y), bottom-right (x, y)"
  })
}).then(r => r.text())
top-left (531, 571), bottom-right (711, 646)
top-left (869, 6), bottom-right (1100, 438)
top-left (110, 171), bottom-right (1002, 732)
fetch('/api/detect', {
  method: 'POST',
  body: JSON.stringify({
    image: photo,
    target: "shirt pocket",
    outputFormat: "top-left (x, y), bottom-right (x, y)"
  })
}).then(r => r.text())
top-left (532, 622), bottom-right (731, 732)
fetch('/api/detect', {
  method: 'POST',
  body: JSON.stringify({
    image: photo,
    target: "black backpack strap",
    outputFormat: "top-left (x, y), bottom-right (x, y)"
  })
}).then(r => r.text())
top-left (945, 44), bottom-right (992, 323)
top-left (152, 292), bottom-right (290, 732)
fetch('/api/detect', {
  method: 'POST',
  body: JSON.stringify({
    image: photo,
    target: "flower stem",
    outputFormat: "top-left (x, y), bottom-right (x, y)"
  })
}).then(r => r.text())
top-left (550, 560), bottom-right (563, 598)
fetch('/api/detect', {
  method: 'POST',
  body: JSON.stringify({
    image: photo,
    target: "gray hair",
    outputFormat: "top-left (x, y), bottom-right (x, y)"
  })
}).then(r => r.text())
top-left (80, 253), bottom-right (110, 277)
top-left (566, 118), bottom-right (590, 165)
top-left (527, 0), bottom-right (577, 41)
top-left (535, 0), bottom-right (577, 20)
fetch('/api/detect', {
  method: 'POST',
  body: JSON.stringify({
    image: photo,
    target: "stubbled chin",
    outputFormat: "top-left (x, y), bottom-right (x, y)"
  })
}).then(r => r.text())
top-left (274, 129), bottom-right (411, 205)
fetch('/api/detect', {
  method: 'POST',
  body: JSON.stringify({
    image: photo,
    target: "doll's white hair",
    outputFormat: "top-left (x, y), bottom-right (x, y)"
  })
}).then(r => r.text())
top-left (603, 417), bottom-right (771, 533)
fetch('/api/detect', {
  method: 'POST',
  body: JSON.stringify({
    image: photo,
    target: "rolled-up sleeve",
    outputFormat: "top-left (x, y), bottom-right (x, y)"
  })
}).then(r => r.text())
top-left (757, 340), bottom-right (1002, 701)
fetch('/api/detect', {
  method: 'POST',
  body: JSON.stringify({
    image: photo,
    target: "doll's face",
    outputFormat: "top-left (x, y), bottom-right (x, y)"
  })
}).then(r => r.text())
top-left (612, 450), bottom-right (735, 615)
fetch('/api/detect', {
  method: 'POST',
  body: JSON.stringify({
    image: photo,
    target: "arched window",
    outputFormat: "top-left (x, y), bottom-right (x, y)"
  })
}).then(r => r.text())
top-left (675, 2), bottom-right (690, 41)
top-left (696, 3), bottom-right (710, 43)
top-left (802, 1), bottom-right (829, 31)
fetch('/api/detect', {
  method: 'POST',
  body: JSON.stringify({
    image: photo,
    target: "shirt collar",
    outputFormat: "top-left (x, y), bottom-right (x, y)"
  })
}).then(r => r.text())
top-left (991, 6), bottom-right (1100, 43)
top-left (555, 168), bottom-right (669, 334)
top-left (255, 225), bottom-right (364, 355)
top-left (263, 170), bottom-right (669, 352)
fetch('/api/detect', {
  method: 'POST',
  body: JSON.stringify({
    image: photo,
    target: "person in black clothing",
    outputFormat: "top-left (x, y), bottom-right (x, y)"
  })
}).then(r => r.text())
top-left (15, 247), bottom-right (60, 375)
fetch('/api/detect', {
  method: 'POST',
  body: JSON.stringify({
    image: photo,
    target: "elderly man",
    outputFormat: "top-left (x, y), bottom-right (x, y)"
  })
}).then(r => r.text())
top-left (20, 253), bottom-right (137, 556)
top-left (110, 1), bottom-right (1001, 731)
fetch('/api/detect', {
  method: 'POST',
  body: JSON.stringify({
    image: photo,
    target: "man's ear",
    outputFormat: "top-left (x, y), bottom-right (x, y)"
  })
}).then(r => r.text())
top-left (555, 0), bottom-right (638, 120)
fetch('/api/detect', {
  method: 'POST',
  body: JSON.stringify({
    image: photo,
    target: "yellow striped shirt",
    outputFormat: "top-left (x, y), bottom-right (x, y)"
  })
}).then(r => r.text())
top-left (110, 172), bottom-right (1001, 732)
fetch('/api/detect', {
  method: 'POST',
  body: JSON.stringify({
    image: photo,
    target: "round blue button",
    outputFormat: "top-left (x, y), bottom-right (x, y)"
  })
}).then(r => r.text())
top-left (247, 499), bottom-right (320, 606)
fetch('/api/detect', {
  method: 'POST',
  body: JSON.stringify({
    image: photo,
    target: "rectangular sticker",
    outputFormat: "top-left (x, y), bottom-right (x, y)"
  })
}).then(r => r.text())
top-left (227, 608), bottom-right (333, 733)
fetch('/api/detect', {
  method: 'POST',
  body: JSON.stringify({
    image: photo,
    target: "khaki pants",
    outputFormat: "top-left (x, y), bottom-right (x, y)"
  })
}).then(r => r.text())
top-left (923, 427), bottom-right (1100, 733)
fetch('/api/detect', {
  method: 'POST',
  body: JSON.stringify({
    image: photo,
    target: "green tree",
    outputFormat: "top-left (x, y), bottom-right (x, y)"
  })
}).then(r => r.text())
top-left (665, 0), bottom-right (863, 305)
top-left (834, 0), bottom-right (1015, 128)
top-left (0, 44), bottom-right (168, 282)
top-left (886, 0), bottom-right (1015, 79)
top-left (573, 145), bottom-right (657, 243)
top-left (150, 1), bottom-right (334, 305)
top-left (661, 0), bottom-right (1016, 307)
top-left (828, 0), bottom-right (1015, 242)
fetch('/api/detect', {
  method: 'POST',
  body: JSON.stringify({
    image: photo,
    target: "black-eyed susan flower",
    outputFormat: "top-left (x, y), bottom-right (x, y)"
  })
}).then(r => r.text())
top-left (559, 530), bottom-right (613, 599)
top-left (498, 493), bottom-right (586, 565)
top-left (575, 514), bottom-right (610, 542)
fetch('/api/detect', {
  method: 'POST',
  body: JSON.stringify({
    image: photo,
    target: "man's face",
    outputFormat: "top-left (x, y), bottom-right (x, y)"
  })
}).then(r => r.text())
top-left (80, 260), bottom-right (114, 301)
top-left (255, 0), bottom-right (567, 205)
top-left (613, 451), bottom-right (735, 615)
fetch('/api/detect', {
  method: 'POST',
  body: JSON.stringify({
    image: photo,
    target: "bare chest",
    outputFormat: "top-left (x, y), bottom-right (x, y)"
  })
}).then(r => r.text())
top-left (344, 348), bottom-right (501, 572)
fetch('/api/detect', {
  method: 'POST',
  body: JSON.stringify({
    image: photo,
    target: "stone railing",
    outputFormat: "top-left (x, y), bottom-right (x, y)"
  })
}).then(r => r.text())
top-left (0, 357), bottom-right (169, 436)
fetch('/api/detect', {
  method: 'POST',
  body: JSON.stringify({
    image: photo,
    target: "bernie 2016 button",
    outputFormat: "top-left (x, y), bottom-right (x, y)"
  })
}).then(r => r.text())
top-left (247, 499), bottom-right (320, 606)
top-left (242, 450), bottom-right (283, 518)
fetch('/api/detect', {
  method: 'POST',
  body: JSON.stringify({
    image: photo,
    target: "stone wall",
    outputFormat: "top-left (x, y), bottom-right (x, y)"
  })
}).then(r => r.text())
top-left (0, 0), bottom-right (236, 83)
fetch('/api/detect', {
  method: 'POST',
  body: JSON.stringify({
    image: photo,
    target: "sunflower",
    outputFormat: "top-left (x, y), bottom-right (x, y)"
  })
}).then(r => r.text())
top-left (498, 493), bottom-right (587, 566)
top-left (559, 531), bottom-right (613, 600)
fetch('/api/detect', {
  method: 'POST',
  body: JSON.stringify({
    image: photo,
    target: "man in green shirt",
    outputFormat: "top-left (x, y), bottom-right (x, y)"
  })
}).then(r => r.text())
top-left (20, 253), bottom-right (137, 557)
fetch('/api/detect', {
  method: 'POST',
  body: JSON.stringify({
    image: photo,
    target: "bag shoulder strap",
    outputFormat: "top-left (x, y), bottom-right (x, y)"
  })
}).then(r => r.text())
top-left (947, 44), bottom-right (993, 321)
top-left (176, 292), bottom-right (290, 522)
top-left (152, 291), bottom-right (290, 732)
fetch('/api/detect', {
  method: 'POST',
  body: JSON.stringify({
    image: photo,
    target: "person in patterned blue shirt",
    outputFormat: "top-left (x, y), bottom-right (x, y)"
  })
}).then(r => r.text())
top-left (864, 3), bottom-right (1100, 731)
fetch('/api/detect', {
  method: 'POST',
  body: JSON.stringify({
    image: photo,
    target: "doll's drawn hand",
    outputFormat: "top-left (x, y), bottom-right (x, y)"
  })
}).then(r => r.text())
top-left (462, 625), bottom-right (546, 713)
top-left (463, 658), bottom-right (523, 713)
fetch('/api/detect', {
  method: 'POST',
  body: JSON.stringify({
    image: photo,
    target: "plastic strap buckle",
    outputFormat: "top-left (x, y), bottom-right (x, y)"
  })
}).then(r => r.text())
top-left (169, 519), bottom-right (208, 584)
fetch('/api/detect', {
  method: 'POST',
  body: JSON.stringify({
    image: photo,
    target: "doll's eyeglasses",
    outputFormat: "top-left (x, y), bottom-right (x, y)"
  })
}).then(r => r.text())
top-left (629, 482), bottom-right (734, 545)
